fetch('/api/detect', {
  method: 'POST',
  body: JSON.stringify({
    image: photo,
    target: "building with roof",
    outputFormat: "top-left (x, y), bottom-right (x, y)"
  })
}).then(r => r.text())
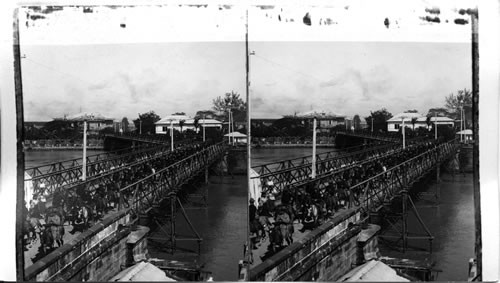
top-left (387, 112), bottom-right (455, 132)
top-left (291, 109), bottom-right (347, 132)
top-left (55, 112), bottom-right (114, 134)
top-left (155, 114), bottom-right (222, 134)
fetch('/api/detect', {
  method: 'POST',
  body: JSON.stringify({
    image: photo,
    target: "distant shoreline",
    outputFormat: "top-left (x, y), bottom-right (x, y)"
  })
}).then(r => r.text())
top-left (24, 146), bottom-right (104, 151)
top-left (253, 144), bottom-right (336, 148)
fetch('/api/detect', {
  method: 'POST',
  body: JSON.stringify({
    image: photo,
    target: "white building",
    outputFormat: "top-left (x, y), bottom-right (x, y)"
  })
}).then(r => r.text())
top-left (387, 112), bottom-right (455, 132)
top-left (155, 114), bottom-right (222, 134)
top-left (58, 112), bottom-right (114, 133)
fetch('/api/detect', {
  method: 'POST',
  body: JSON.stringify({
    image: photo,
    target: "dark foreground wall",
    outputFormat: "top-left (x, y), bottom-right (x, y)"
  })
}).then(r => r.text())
top-left (250, 208), bottom-right (380, 281)
top-left (25, 211), bottom-right (149, 281)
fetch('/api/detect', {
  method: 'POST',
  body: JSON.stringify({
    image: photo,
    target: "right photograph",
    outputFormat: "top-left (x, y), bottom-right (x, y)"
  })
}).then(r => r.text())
top-left (246, 1), bottom-right (479, 281)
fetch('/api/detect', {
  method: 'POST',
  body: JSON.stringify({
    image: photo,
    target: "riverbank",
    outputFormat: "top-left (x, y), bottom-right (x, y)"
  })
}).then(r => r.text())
top-left (253, 143), bottom-right (335, 148)
top-left (24, 146), bottom-right (104, 151)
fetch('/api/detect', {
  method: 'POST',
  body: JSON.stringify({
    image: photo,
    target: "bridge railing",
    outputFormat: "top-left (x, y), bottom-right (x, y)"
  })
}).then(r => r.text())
top-left (25, 145), bottom-right (150, 179)
top-left (254, 143), bottom-right (395, 175)
top-left (118, 142), bottom-right (226, 216)
top-left (334, 129), bottom-right (430, 144)
top-left (354, 139), bottom-right (459, 213)
top-left (26, 145), bottom-right (176, 195)
top-left (270, 141), bottom-right (445, 201)
top-left (25, 144), bottom-right (163, 183)
top-left (108, 133), bottom-right (204, 145)
top-left (41, 141), bottom-right (211, 203)
top-left (253, 143), bottom-right (403, 192)
top-left (251, 136), bottom-right (335, 145)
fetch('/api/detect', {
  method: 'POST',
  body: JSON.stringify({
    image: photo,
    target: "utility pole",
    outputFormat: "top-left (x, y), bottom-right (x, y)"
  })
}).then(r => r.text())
top-left (402, 118), bottom-right (406, 149)
top-left (170, 120), bottom-right (174, 151)
top-left (312, 117), bottom-right (317, 178)
top-left (434, 112), bottom-right (437, 140)
top-left (203, 114), bottom-right (206, 142)
top-left (82, 120), bottom-right (87, 181)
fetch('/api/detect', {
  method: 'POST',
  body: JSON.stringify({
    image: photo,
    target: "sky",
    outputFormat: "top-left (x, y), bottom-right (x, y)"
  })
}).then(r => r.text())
top-left (22, 42), bottom-right (246, 121)
top-left (249, 41), bottom-right (471, 119)
top-left (18, 1), bottom-right (475, 121)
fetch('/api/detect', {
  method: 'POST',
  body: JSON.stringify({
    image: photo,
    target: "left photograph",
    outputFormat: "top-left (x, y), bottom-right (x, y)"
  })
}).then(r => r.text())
top-left (18, 5), bottom-right (248, 281)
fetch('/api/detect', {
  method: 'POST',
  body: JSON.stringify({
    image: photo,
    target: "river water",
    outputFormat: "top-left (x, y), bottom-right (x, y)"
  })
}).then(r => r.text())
top-left (251, 147), bottom-right (475, 281)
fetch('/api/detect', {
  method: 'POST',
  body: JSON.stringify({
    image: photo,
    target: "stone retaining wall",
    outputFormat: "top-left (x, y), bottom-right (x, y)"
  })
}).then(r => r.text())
top-left (24, 210), bottom-right (149, 282)
top-left (249, 208), bottom-right (363, 281)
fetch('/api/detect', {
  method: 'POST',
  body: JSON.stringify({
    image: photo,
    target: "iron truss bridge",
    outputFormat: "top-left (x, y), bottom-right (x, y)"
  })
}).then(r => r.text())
top-left (105, 133), bottom-right (195, 145)
top-left (119, 142), bottom-right (225, 214)
top-left (285, 140), bottom-right (458, 211)
top-left (25, 138), bottom-right (202, 193)
top-left (334, 130), bottom-right (429, 143)
top-left (252, 143), bottom-right (405, 193)
top-left (25, 145), bottom-right (164, 188)
top-left (32, 141), bottom-right (208, 198)
top-left (117, 142), bottom-right (226, 252)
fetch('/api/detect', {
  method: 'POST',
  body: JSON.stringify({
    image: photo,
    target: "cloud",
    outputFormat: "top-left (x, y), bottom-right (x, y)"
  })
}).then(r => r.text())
top-left (319, 67), bottom-right (392, 100)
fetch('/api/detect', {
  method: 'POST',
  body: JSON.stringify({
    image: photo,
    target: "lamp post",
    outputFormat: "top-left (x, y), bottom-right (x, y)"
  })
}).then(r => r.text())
top-left (81, 113), bottom-right (95, 181)
top-left (312, 117), bottom-right (317, 178)
top-left (371, 117), bottom-right (374, 133)
top-left (203, 114), bottom-right (206, 142)
top-left (138, 113), bottom-right (142, 135)
top-left (459, 100), bottom-right (463, 142)
top-left (434, 112), bottom-right (438, 140)
top-left (227, 105), bottom-right (232, 145)
top-left (82, 119), bottom-right (88, 181)
top-left (402, 117), bottom-right (406, 149)
top-left (170, 119), bottom-right (174, 151)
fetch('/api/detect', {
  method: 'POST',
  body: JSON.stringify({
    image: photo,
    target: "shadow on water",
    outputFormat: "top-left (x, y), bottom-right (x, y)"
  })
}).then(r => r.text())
top-left (377, 173), bottom-right (474, 281)
top-left (147, 175), bottom-right (247, 281)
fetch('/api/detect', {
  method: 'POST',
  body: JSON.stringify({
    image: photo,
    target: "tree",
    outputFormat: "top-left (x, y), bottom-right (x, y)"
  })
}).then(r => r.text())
top-left (353, 115), bottom-right (362, 130)
top-left (445, 88), bottom-right (472, 128)
top-left (411, 117), bottom-right (418, 130)
top-left (427, 107), bottom-right (452, 118)
top-left (364, 108), bottom-right (393, 132)
top-left (212, 91), bottom-right (247, 123)
top-left (121, 117), bottom-right (129, 132)
top-left (195, 110), bottom-right (216, 119)
top-left (426, 116), bottom-right (432, 130)
top-left (179, 119), bottom-right (186, 132)
top-left (133, 111), bottom-right (161, 134)
top-left (173, 112), bottom-right (186, 115)
top-left (193, 117), bottom-right (200, 133)
top-left (272, 118), bottom-right (309, 137)
top-left (405, 109), bottom-right (419, 113)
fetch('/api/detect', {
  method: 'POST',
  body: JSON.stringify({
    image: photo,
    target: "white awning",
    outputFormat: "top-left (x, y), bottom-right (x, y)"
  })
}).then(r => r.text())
top-left (456, 129), bottom-right (473, 135)
top-left (224, 132), bottom-right (247, 138)
top-left (339, 260), bottom-right (409, 282)
top-left (109, 262), bottom-right (176, 281)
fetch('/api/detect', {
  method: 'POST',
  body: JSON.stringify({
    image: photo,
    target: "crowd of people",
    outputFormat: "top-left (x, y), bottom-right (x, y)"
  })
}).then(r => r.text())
top-left (249, 140), bottom-right (445, 257)
top-left (23, 140), bottom-right (217, 256)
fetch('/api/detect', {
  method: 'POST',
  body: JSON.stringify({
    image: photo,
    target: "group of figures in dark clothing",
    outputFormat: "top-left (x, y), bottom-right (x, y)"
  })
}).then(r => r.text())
top-left (22, 141), bottom-right (215, 260)
top-left (249, 140), bottom-right (444, 259)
